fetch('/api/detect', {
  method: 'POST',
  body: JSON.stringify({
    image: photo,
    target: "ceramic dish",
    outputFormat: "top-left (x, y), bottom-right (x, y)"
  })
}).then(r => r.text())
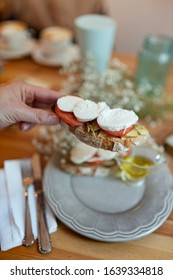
top-left (31, 44), bottom-right (80, 67)
top-left (44, 153), bottom-right (173, 242)
top-left (0, 39), bottom-right (35, 59)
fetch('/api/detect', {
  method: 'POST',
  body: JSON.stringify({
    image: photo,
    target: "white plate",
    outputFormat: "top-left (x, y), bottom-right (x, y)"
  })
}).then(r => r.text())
top-left (31, 44), bottom-right (80, 67)
top-left (44, 154), bottom-right (173, 242)
top-left (0, 39), bottom-right (35, 59)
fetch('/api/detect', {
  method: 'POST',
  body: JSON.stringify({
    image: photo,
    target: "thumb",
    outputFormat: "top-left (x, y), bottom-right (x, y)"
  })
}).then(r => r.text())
top-left (17, 105), bottom-right (59, 125)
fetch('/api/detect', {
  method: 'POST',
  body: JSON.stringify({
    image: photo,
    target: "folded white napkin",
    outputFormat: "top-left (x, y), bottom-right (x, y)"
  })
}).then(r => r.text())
top-left (0, 159), bottom-right (58, 251)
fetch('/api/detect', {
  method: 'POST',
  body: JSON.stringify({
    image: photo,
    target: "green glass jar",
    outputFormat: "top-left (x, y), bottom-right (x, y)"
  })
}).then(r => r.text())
top-left (135, 35), bottom-right (173, 97)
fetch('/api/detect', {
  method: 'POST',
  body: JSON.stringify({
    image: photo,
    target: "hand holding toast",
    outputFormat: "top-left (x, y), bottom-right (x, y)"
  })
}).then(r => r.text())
top-left (54, 95), bottom-right (149, 153)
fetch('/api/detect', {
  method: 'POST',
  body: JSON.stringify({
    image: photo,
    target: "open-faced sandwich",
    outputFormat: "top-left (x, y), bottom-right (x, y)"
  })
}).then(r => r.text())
top-left (58, 141), bottom-right (119, 177)
top-left (55, 95), bottom-right (149, 153)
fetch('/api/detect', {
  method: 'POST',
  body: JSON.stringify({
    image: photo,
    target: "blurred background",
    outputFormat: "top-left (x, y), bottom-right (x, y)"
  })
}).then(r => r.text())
top-left (1, 0), bottom-right (173, 54)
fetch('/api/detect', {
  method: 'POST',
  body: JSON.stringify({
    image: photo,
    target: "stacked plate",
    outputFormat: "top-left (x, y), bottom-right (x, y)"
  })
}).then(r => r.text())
top-left (44, 152), bottom-right (173, 242)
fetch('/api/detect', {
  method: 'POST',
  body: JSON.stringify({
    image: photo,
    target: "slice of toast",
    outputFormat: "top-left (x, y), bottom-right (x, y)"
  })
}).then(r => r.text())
top-left (68, 122), bottom-right (149, 153)
top-left (54, 97), bottom-right (149, 153)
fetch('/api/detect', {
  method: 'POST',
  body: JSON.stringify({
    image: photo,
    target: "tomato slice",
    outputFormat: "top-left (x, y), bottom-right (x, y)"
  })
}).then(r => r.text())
top-left (102, 125), bottom-right (134, 137)
top-left (86, 159), bottom-right (104, 165)
top-left (55, 104), bottom-right (82, 127)
top-left (88, 160), bottom-right (103, 165)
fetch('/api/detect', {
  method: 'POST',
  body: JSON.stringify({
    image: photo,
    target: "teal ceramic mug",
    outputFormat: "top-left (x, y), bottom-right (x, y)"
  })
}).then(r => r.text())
top-left (75, 14), bottom-right (117, 73)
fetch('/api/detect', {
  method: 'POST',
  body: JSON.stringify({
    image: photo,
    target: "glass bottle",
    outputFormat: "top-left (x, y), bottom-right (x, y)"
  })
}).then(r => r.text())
top-left (135, 34), bottom-right (173, 97)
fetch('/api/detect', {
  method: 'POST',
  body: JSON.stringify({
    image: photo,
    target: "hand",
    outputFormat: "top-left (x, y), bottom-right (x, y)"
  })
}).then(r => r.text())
top-left (0, 81), bottom-right (62, 131)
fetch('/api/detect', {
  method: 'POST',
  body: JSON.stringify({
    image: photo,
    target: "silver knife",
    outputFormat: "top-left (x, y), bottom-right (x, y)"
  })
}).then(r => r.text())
top-left (32, 153), bottom-right (52, 254)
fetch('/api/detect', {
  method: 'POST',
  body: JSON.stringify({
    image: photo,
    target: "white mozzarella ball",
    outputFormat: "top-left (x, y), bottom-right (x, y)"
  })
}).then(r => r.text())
top-left (57, 95), bottom-right (83, 112)
top-left (73, 99), bottom-right (99, 122)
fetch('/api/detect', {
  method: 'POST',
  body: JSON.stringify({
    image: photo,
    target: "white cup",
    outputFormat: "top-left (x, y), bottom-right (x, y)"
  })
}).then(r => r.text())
top-left (0, 21), bottom-right (31, 50)
top-left (40, 26), bottom-right (73, 57)
top-left (75, 14), bottom-right (117, 72)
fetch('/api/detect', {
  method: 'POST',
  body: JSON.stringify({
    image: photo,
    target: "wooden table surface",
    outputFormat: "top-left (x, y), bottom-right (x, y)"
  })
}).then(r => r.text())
top-left (0, 55), bottom-right (173, 260)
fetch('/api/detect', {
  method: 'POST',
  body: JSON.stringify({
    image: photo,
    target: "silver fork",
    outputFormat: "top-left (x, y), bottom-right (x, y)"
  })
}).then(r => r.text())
top-left (20, 158), bottom-right (35, 247)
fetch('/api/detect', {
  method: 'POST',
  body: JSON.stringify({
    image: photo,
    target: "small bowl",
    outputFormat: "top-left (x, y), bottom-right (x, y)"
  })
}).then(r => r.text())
top-left (116, 145), bottom-right (166, 187)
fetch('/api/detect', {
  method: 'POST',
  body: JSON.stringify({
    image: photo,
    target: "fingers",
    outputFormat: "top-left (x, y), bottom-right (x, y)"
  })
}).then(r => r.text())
top-left (23, 82), bottom-right (63, 104)
top-left (32, 101), bottom-right (55, 109)
top-left (16, 104), bottom-right (59, 125)
top-left (0, 80), bottom-right (62, 129)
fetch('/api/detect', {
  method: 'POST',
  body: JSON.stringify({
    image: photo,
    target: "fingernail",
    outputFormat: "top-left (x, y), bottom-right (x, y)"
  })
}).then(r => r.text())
top-left (20, 123), bottom-right (33, 131)
top-left (47, 114), bottom-right (59, 124)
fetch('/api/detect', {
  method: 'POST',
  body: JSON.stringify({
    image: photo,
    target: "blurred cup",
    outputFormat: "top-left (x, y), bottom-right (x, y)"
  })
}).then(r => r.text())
top-left (40, 26), bottom-right (73, 57)
top-left (0, 20), bottom-right (31, 50)
top-left (75, 14), bottom-right (117, 72)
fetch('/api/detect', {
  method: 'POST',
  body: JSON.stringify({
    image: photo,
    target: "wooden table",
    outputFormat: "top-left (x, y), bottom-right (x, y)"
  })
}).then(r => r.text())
top-left (0, 55), bottom-right (173, 260)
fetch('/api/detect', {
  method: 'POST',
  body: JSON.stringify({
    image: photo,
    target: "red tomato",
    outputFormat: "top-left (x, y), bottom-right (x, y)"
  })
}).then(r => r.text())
top-left (55, 104), bottom-right (82, 127)
top-left (86, 155), bottom-right (104, 165)
top-left (86, 159), bottom-right (103, 165)
top-left (102, 125), bottom-right (134, 137)
top-left (86, 158), bottom-right (103, 165)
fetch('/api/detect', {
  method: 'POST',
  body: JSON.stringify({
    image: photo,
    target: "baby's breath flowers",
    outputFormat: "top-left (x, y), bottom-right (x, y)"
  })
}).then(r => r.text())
top-left (61, 58), bottom-right (140, 109)
top-left (60, 57), bottom-right (163, 114)
top-left (32, 124), bottom-right (79, 160)
top-left (61, 57), bottom-right (173, 119)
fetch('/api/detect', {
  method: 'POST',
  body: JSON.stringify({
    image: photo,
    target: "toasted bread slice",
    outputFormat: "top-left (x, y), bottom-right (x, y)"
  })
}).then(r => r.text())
top-left (54, 97), bottom-right (149, 153)
top-left (68, 122), bottom-right (149, 153)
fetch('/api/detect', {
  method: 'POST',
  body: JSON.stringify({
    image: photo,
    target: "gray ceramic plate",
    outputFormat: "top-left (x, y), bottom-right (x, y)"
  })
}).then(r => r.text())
top-left (44, 154), bottom-right (173, 242)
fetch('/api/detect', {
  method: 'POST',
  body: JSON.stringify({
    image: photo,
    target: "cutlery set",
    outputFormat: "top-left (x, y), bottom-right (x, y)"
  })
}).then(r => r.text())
top-left (20, 153), bottom-right (52, 254)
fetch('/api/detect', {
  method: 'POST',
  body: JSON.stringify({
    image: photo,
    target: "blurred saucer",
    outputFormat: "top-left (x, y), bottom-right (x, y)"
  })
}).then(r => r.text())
top-left (0, 39), bottom-right (35, 59)
top-left (31, 44), bottom-right (80, 67)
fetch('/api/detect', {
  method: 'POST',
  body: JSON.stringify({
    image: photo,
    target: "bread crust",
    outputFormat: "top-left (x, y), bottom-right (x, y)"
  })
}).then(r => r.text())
top-left (69, 123), bottom-right (145, 152)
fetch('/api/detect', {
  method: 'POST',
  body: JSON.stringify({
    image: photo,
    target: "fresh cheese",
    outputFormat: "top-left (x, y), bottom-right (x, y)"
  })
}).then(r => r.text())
top-left (97, 149), bottom-right (117, 160)
top-left (70, 142), bottom-right (97, 164)
top-left (73, 99), bottom-right (99, 122)
top-left (57, 95), bottom-right (83, 112)
top-left (97, 108), bottom-right (138, 132)
top-left (70, 143), bottom-right (117, 164)
top-left (87, 149), bottom-right (116, 162)
top-left (98, 102), bottom-right (110, 113)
